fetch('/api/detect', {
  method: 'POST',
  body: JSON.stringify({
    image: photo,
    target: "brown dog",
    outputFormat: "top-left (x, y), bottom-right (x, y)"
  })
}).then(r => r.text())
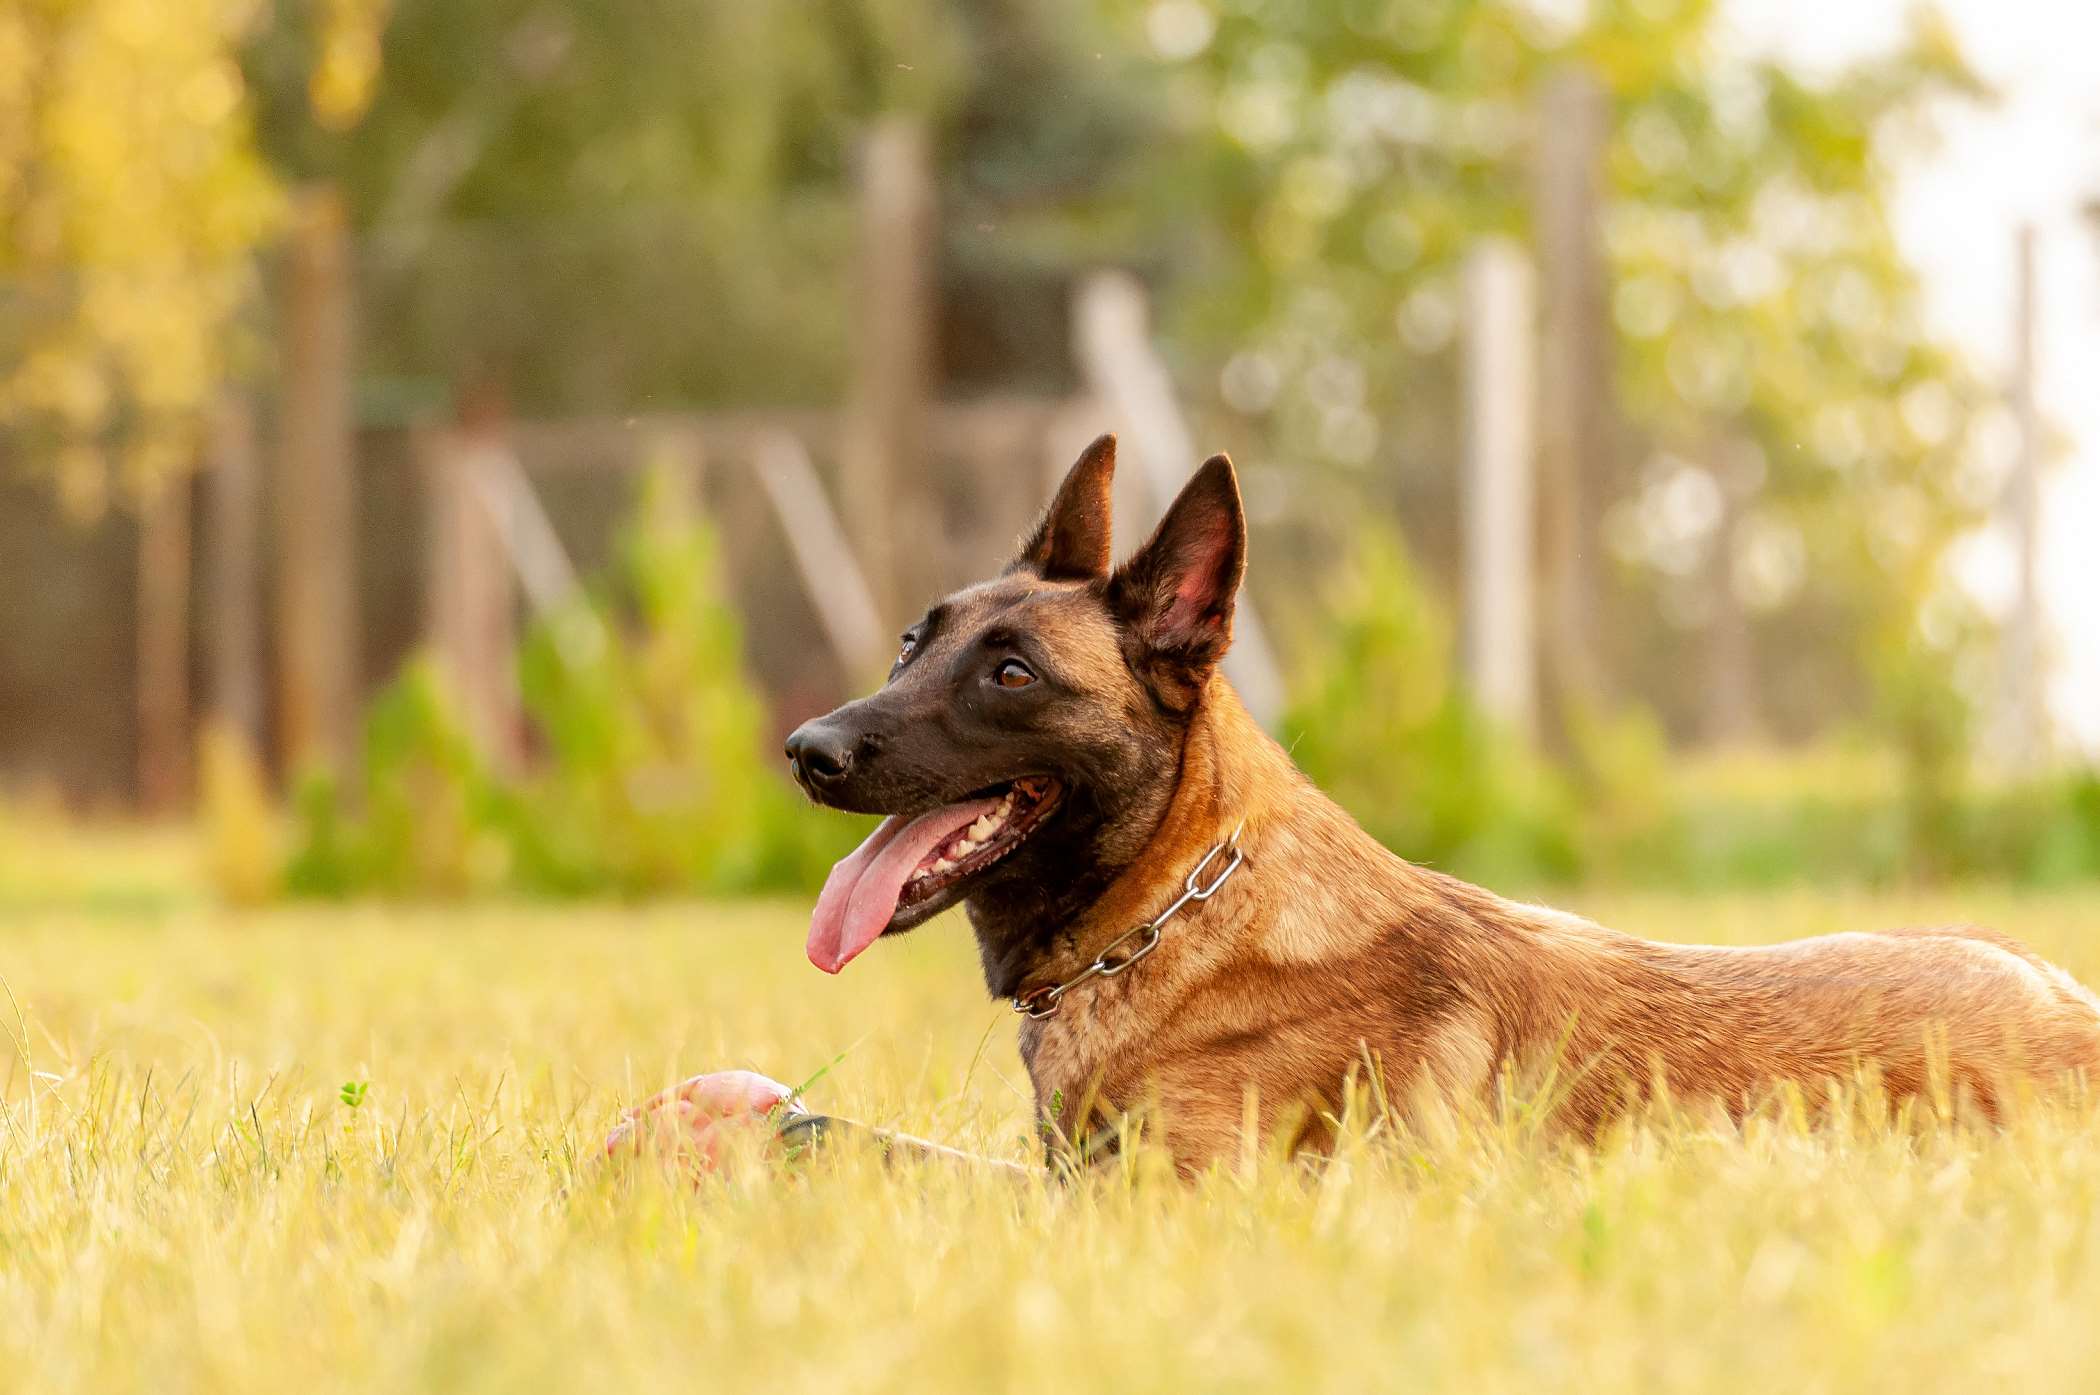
top-left (616, 436), bottom-right (2100, 1172)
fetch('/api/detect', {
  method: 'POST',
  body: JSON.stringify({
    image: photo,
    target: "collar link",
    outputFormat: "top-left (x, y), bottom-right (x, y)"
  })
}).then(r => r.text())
top-left (1012, 822), bottom-right (1245, 1020)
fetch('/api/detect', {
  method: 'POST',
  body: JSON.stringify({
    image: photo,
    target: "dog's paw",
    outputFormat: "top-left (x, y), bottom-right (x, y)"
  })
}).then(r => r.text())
top-left (604, 1070), bottom-right (798, 1172)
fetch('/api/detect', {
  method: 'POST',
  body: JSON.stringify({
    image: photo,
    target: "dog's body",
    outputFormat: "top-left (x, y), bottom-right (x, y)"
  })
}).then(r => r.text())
top-left (713, 437), bottom-right (2100, 1173)
top-left (1021, 677), bottom-right (2100, 1161)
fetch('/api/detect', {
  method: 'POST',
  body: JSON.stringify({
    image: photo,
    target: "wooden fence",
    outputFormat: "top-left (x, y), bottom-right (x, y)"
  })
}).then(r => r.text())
top-left (13, 82), bottom-right (1626, 808)
top-left (97, 106), bottom-right (1290, 807)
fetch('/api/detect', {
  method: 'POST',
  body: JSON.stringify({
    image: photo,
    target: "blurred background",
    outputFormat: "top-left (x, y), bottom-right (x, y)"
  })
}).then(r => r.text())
top-left (3, 0), bottom-right (2099, 902)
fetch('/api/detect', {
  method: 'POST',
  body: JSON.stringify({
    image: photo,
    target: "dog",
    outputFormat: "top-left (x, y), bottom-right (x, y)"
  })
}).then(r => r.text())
top-left (612, 435), bottom-right (2100, 1173)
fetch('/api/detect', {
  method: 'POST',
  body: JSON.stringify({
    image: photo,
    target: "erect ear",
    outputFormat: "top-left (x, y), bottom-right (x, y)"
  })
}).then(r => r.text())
top-left (1106, 454), bottom-right (1246, 713)
top-left (1011, 433), bottom-right (1116, 581)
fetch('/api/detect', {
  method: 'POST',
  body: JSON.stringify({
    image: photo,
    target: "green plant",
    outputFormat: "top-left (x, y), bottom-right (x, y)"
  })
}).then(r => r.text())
top-left (1273, 524), bottom-right (2100, 892)
top-left (283, 470), bottom-right (856, 899)
top-left (1280, 526), bottom-right (1581, 885)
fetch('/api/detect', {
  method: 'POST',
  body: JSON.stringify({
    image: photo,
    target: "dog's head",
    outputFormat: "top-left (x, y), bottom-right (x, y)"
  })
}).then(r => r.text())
top-left (788, 434), bottom-right (1246, 974)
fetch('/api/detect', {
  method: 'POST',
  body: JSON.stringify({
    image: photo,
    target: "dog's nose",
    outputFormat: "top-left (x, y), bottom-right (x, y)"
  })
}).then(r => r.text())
top-left (785, 721), bottom-right (855, 789)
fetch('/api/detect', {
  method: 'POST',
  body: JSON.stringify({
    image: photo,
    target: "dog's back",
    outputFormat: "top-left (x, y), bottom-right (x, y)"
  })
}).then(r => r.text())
top-left (1495, 910), bottom-right (2100, 1131)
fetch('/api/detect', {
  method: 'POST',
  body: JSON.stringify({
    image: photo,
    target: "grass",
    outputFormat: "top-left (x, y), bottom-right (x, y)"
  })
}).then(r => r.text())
top-left (3, 883), bottom-right (2100, 1393)
top-left (0, 808), bottom-right (203, 916)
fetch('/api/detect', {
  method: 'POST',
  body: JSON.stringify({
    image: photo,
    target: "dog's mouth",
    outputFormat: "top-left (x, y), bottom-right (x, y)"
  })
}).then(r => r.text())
top-left (806, 777), bottom-right (1062, 974)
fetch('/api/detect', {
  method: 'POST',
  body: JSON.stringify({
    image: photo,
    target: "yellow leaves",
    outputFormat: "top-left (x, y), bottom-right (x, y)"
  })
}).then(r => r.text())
top-left (0, 0), bottom-right (281, 513)
top-left (30, 1), bottom-right (280, 261)
top-left (9, 344), bottom-right (111, 431)
top-left (0, 16), bottom-right (31, 210)
top-left (311, 0), bottom-right (390, 130)
top-left (1902, 4), bottom-right (1988, 99)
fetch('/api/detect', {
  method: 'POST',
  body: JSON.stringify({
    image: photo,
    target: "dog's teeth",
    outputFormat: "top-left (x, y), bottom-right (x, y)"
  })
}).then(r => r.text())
top-left (909, 792), bottom-right (1047, 883)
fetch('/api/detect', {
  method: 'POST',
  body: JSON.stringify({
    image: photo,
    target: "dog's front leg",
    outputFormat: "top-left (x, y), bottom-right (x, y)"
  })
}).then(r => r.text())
top-left (605, 1070), bottom-right (1028, 1178)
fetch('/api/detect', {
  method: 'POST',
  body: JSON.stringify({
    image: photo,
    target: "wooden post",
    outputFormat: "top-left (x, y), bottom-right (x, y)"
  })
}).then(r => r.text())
top-left (1461, 240), bottom-right (1537, 741)
top-left (2000, 223), bottom-right (2044, 767)
top-left (206, 392), bottom-right (263, 746)
top-left (754, 432), bottom-right (890, 682)
top-left (1073, 272), bottom-right (1288, 727)
top-left (840, 117), bottom-right (935, 620)
top-left (422, 394), bottom-right (520, 766)
top-left (136, 474), bottom-right (193, 810)
top-left (274, 185), bottom-right (359, 773)
top-left (1534, 69), bottom-right (1613, 723)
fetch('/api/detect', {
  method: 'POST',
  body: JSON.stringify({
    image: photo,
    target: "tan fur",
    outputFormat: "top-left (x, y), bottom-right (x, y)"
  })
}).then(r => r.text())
top-left (1022, 679), bottom-right (2100, 1170)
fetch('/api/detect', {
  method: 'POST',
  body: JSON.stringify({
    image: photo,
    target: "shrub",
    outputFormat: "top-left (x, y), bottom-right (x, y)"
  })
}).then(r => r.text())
top-left (1272, 523), bottom-right (2100, 890)
top-left (275, 497), bottom-right (2100, 901)
top-left (1279, 527), bottom-right (1583, 886)
top-left (282, 472), bottom-right (856, 899)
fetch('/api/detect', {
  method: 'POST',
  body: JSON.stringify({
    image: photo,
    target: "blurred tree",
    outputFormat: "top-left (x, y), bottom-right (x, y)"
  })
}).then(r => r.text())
top-left (0, 0), bottom-right (279, 517)
top-left (1106, 0), bottom-right (1994, 752)
top-left (939, 0), bottom-right (1165, 390)
top-left (246, 0), bottom-right (960, 211)
top-left (0, 0), bottom-right (1156, 461)
top-left (235, 0), bottom-right (1155, 412)
top-left (1282, 522), bottom-right (1585, 883)
top-left (242, 0), bottom-right (948, 412)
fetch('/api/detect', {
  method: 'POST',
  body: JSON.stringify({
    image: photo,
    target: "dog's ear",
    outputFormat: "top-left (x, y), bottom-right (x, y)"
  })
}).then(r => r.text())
top-left (1011, 434), bottom-right (1116, 581)
top-left (1107, 454), bottom-right (1245, 712)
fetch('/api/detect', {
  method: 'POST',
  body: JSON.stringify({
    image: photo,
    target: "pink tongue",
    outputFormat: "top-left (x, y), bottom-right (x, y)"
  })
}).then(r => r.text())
top-left (807, 797), bottom-right (1003, 973)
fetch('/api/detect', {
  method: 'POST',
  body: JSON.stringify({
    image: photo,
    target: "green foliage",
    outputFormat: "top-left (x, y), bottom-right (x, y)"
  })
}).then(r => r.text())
top-left (283, 474), bottom-right (856, 899)
top-left (247, 0), bottom-right (963, 201)
top-left (1629, 754), bottom-right (2100, 890)
top-left (2024, 771), bottom-right (2100, 884)
top-left (1871, 625), bottom-right (1980, 880)
top-left (238, 0), bottom-right (1145, 415)
top-left (1282, 525), bottom-right (2100, 890)
top-left (1281, 526), bottom-right (1583, 884)
top-left (1644, 748), bottom-right (1914, 888)
top-left (1111, 0), bottom-right (1995, 753)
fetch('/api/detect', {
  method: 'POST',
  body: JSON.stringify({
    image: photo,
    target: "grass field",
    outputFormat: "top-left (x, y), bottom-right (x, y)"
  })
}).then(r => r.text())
top-left (5, 878), bottom-right (2100, 1393)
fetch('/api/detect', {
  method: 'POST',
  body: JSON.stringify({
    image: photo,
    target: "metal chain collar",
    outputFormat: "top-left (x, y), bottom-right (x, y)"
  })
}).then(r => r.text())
top-left (1011, 824), bottom-right (1245, 1020)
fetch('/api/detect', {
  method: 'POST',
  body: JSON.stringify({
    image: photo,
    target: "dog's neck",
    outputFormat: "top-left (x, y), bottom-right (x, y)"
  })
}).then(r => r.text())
top-left (969, 672), bottom-right (1503, 1007)
top-left (966, 677), bottom-right (1367, 1000)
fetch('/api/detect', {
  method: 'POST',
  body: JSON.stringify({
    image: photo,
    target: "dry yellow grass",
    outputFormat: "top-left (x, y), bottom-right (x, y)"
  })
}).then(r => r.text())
top-left (4, 886), bottom-right (2100, 1393)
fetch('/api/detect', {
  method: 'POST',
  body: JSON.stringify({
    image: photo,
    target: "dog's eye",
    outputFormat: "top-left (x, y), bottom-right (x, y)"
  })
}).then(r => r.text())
top-left (896, 633), bottom-right (918, 666)
top-left (993, 659), bottom-right (1035, 689)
